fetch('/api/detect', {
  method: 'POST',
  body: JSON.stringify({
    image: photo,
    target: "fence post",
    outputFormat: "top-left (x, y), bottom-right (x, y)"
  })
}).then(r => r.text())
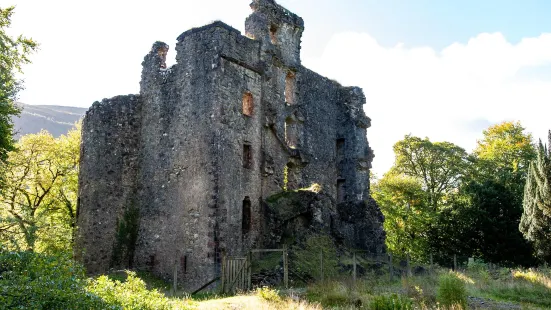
top-left (320, 250), bottom-right (324, 282)
top-left (352, 251), bottom-right (357, 286)
top-left (406, 253), bottom-right (411, 277)
top-left (389, 253), bottom-right (393, 281)
top-left (172, 258), bottom-right (178, 296)
top-left (247, 251), bottom-right (252, 290)
top-left (221, 250), bottom-right (226, 293)
top-left (283, 245), bottom-right (289, 288)
top-left (453, 254), bottom-right (457, 271)
top-left (430, 253), bottom-right (434, 275)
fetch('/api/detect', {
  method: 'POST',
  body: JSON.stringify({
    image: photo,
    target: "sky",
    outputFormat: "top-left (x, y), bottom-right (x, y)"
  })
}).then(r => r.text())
top-left (4, 0), bottom-right (551, 175)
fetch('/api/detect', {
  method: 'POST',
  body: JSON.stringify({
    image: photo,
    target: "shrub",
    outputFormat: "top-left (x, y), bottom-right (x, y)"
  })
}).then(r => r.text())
top-left (0, 250), bottom-right (110, 309)
top-left (437, 272), bottom-right (467, 309)
top-left (256, 286), bottom-right (282, 303)
top-left (86, 271), bottom-right (194, 310)
top-left (369, 294), bottom-right (413, 310)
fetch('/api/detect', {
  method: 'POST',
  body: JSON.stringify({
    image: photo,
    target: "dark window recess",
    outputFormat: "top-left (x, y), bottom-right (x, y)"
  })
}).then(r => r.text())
top-left (336, 138), bottom-right (345, 160)
top-left (337, 179), bottom-right (346, 203)
top-left (285, 72), bottom-right (296, 105)
top-left (242, 197), bottom-right (252, 235)
top-left (180, 256), bottom-right (187, 274)
top-left (242, 92), bottom-right (254, 116)
top-left (243, 144), bottom-right (253, 169)
top-left (270, 24), bottom-right (278, 44)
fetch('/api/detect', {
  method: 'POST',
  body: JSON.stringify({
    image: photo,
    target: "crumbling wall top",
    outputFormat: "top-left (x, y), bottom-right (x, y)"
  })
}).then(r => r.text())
top-left (176, 21), bottom-right (241, 42)
top-left (249, 0), bottom-right (304, 29)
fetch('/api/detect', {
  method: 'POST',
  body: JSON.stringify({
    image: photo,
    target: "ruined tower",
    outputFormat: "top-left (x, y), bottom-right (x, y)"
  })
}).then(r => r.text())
top-left (76, 0), bottom-right (384, 291)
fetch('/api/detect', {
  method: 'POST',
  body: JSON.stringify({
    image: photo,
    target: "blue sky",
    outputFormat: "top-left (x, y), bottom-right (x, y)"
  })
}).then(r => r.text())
top-left (5, 0), bottom-right (551, 175)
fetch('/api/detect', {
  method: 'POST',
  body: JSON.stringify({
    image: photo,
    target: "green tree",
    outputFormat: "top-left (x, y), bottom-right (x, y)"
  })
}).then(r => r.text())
top-left (473, 121), bottom-right (536, 199)
top-left (520, 133), bottom-right (551, 262)
top-left (430, 121), bottom-right (537, 266)
top-left (392, 135), bottom-right (469, 210)
top-left (432, 181), bottom-right (535, 266)
top-left (0, 125), bottom-right (80, 253)
top-left (0, 6), bottom-right (38, 168)
top-left (372, 173), bottom-right (431, 260)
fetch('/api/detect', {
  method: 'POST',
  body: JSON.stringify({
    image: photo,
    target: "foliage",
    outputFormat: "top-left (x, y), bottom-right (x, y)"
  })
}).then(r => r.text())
top-left (474, 121), bottom-right (536, 178)
top-left (520, 132), bottom-right (551, 262)
top-left (87, 271), bottom-right (193, 310)
top-left (391, 135), bottom-right (469, 210)
top-left (437, 272), bottom-right (467, 309)
top-left (305, 281), bottom-right (354, 307)
top-left (0, 126), bottom-right (80, 253)
top-left (255, 286), bottom-right (282, 303)
top-left (0, 6), bottom-right (38, 171)
top-left (369, 294), bottom-right (413, 310)
top-left (430, 180), bottom-right (536, 267)
top-left (372, 173), bottom-right (431, 260)
top-left (0, 250), bottom-right (110, 309)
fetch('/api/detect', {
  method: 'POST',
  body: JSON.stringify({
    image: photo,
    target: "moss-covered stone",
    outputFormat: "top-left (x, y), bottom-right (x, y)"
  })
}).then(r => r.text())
top-left (111, 203), bottom-right (140, 269)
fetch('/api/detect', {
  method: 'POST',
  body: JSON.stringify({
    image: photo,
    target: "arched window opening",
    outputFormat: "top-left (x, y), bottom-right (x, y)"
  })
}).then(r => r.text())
top-left (242, 92), bottom-right (254, 116)
top-left (285, 72), bottom-right (296, 105)
top-left (242, 197), bottom-right (252, 235)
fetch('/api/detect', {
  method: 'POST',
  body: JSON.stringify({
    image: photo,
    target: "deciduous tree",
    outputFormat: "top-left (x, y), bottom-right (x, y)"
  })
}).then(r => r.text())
top-left (0, 125), bottom-right (80, 253)
top-left (391, 135), bottom-right (469, 210)
top-left (0, 6), bottom-right (37, 170)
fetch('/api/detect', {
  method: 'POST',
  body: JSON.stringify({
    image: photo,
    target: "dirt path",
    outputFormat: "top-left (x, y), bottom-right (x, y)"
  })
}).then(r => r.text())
top-left (468, 296), bottom-right (522, 309)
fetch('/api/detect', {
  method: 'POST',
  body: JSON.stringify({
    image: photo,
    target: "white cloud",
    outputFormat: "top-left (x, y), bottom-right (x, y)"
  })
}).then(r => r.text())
top-left (303, 32), bottom-right (551, 175)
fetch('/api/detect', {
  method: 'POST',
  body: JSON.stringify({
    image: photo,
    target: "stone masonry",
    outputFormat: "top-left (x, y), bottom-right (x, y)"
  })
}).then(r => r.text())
top-left (75, 0), bottom-right (385, 291)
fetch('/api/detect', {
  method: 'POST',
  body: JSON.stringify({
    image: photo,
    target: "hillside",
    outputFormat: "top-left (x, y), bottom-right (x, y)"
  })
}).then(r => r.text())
top-left (12, 102), bottom-right (87, 138)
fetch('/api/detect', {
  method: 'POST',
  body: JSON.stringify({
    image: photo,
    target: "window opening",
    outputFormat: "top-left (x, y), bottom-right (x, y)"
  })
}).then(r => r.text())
top-left (337, 179), bottom-right (346, 203)
top-left (242, 197), bottom-right (252, 235)
top-left (242, 92), bottom-right (253, 116)
top-left (243, 144), bottom-right (252, 169)
top-left (285, 72), bottom-right (296, 105)
top-left (270, 24), bottom-right (278, 44)
top-left (180, 256), bottom-right (187, 274)
top-left (336, 138), bottom-right (345, 161)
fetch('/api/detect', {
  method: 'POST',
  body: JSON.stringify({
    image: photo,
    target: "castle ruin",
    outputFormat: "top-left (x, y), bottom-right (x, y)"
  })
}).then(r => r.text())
top-left (76, 0), bottom-right (385, 291)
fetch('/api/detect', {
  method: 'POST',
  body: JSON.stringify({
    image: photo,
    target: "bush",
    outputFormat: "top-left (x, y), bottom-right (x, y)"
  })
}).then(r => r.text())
top-left (437, 272), bottom-right (467, 309)
top-left (87, 271), bottom-right (194, 310)
top-left (370, 294), bottom-right (413, 310)
top-left (256, 286), bottom-right (281, 303)
top-left (0, 250), bottom-right (110, 309)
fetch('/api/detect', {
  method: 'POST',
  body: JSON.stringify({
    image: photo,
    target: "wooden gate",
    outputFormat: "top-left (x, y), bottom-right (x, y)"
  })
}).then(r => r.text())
top-left (221, 256), bottom-right (250, 293)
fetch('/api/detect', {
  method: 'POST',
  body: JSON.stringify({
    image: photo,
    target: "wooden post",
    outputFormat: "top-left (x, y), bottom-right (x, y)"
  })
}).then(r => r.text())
top-left (221, 251), bottom-right (226, 293)
top-left (406, 253), bottom-right (411, 277)
top-left (283, 245), bottom-right (289, 288)
top-left (172, 258), bottom-right (178, 296)
top-left (320, 250), bottom-right (324, 282)
top-left (430, 253), bottom-right (434, 275)
top-left (453, 254), bottom-right (457, 271)
top-left (247, 251), bottom-right (252, 290)
top-left (352, 251), bottom-right (357, 286)
top-left (389, 253), bottom-right (393, 281)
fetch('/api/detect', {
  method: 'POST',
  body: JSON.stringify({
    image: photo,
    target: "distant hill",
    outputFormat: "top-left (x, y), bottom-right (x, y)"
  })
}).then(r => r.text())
top-left (12, 103), bottom-right (87, 138)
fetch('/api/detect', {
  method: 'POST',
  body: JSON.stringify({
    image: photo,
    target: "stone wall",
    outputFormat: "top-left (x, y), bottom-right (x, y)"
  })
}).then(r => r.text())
top-left (75, 95), bottom-right (141, 273)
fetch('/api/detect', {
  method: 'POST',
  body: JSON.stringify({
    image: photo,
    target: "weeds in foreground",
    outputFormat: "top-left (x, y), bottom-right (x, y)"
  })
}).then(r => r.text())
top-left (436, 272), bottom-right (467, 309)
